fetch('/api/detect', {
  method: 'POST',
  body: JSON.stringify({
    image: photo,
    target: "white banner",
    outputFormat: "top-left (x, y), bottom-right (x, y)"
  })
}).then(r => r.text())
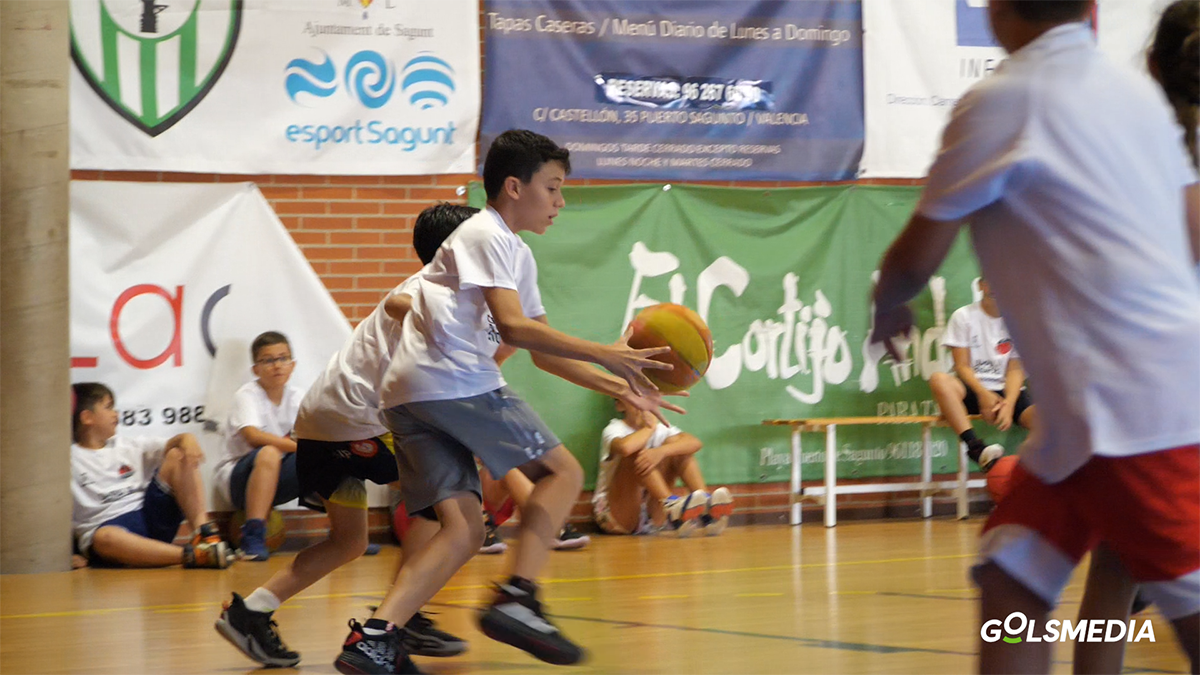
top-left (69, 181), bottom-right (377, 508)
top-left (862, 0), bottom-right (1172, 178)
top-left (70, 0), bottom-right (480, 175)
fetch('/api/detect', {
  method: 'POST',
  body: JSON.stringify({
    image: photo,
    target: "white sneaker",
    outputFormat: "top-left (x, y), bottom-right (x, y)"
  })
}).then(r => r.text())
top-left (663, 490), bottom-right (708, 538)
top-left (978, 444), bottom-right (1004, 472)
top-left (703, 487), bottom-right (734, 536)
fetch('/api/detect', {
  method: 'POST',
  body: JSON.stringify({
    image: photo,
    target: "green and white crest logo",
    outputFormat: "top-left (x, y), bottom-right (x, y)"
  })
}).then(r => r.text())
top-left (70, 0), bottom-right (243, 137)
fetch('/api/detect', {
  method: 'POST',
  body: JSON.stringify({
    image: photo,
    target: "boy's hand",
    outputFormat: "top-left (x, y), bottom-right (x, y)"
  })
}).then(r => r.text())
top-left (993, 400), bottom-right (1015, 432)
top-left (869, 304), bottom-right (914, 361)
top-left (601, 327), bottom-right (673, 398)
top-left (618, 389), bottom-right (686, 426)
top-left (634, 447), bottom-right (664, 476)
top-left (978, 391), bottom-right (1003, 425)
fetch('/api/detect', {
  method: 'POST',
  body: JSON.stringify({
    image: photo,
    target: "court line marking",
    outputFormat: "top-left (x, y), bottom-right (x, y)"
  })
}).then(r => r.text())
top-left (0, 552), bottom-right (974, 620)
top-left (637, 594), bottom-right (690, 600)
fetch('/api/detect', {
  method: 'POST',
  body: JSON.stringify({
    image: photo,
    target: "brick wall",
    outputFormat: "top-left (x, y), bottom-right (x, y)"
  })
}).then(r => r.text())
top-left (70, 169), bottom-right (922, 325)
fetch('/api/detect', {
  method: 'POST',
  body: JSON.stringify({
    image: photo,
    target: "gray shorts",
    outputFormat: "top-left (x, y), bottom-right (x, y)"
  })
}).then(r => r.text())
top-left (382, 386), bottom-right (561, 515)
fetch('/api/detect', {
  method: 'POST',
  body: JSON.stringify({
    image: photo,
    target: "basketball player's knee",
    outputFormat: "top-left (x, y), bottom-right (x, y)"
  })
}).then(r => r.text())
top-left (548, 448), bottom-right (584, 489)
top-left (161, 446), bottom-right (188, 471)
top-left (441, 517), bottom-right (483, 564)
top-left (255, 445), bottom-right (283, 469)
top-left (330, 527), bottom-right (369, 561)
top-left (90, 527), bottom-right (121, 556)
top-left (928, 371), bottom-right (954, 393)
top-left (463, 512), bottom-right (486, 550)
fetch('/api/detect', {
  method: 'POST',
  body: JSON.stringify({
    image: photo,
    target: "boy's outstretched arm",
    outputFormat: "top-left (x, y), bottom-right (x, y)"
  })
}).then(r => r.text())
top-left (482, 287), bottom-right (670, 397)
top-left (872, 213), bottom-right (963, 358)
top-left (522, 316), bottom-right (685, 423)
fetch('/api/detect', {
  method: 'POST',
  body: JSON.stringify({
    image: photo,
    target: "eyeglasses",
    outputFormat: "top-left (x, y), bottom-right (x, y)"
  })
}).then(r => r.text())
top-left (255, 356), bottom-right (294, 367)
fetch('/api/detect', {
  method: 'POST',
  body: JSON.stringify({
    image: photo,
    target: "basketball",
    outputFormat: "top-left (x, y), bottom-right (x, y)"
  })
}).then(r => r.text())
top-left (986, 455), bottom-right (1019, 503)
top-left (228, 509), bottom-right (287, 552)
top-left (626, 303), bottom-right (714, 393)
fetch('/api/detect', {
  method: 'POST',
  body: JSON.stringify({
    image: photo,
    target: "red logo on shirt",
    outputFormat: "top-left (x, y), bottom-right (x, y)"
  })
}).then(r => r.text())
top-left (349, 440), bottom-right (377, 458)
top-left (996, 338), bottom-right (1014, 355)
top-left (118, 464), bottom-right (134, 479)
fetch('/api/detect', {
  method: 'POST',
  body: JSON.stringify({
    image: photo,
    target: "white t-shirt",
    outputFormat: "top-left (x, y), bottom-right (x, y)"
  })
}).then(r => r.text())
top-left (917, 23), bottom-right (1200, 483)
top-left (594, 418), bottom-right (683, 505)
top-left (213, 380), bottom-right (303, 500)
top-left (71, 436), bottom-right (169, 554)
top-left (380, 207), bottom-right (546, 406)
top-left (941, 302), bottom-right (1020, 392)
top-left (295, 272), bottom-right (423, 442)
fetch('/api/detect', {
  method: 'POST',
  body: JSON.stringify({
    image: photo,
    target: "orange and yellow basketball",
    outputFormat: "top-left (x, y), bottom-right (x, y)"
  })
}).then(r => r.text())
top-left (626, 303), bottom-right (713, 393)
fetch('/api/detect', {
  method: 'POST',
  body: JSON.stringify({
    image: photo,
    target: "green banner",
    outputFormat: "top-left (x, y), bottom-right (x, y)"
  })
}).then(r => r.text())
top-left (469, 182), bottom-right (1025, 487)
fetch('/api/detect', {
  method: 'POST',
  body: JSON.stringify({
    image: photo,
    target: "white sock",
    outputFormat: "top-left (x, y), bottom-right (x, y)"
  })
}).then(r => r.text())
top-left (244, 588), bottom-right (281, 614)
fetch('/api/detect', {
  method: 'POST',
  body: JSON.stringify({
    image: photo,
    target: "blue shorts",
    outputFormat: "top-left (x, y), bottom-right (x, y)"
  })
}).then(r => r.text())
top-left (383, 386), bottom-right (561, 515)
top-left (229, 446), bottom-right (300, 511)
top-left (90, 475), bottom-right (184, 567)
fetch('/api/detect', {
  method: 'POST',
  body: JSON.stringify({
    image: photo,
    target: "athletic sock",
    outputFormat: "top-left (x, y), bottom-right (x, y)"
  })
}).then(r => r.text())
top-left (363, 618), bottom-right (394, 636)
top-left (960, 429), bottom-right (986, 463)
top-left (243, 587), bottom-right (281, 614)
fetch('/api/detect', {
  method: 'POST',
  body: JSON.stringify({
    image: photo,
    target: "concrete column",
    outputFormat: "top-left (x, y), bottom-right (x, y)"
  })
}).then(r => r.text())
top-left (1, 1), bottom-right (72, 574)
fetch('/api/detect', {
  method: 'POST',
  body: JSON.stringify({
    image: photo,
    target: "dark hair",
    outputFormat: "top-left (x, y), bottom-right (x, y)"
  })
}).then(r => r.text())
top-left (1150, 0), bottom-right (1199, 168)
top-left (72, 382), bottom-right (114, 443)
top-left (482, 129), bottom-right (571, 201)
top-left (413, 203), bottom-right (479, 264)
top-left (1011, 0), bottom-right (1093, 23)
top-left (251, 331), bottom-right (290, 361)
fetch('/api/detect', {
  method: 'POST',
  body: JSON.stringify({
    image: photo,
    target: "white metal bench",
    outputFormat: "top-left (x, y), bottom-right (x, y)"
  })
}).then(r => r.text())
top-left (762, 416), bottom-right (986, 527)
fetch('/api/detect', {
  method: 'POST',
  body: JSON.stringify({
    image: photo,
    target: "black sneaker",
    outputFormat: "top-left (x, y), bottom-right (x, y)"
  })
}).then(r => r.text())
top-left (334, 619), bottom-right (422, 674)
top-left (479, 513), bottom-right (508, 555)
top-left (214, 592), bottom-right (300, 667)
top-left (477, 579), bottom-right (585, 665)
top-left (552, 523), bottom-right (591, 551)
top-left (403, 611), bottom-right (467, 657)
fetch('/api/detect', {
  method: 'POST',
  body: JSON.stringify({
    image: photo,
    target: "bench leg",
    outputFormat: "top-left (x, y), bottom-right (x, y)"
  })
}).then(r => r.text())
top-left (956, 441), bottom-right (970, 519)
top-left (921, 424), bottom-right (933, 518)
top-left (790, 427), bottom-right (802, 525)
top-left (825, 424), bottom-right (837, 528)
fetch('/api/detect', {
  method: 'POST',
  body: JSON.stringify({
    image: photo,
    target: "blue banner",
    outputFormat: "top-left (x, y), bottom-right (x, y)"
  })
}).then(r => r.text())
top-left (482, 0), bottom-right (863, 181)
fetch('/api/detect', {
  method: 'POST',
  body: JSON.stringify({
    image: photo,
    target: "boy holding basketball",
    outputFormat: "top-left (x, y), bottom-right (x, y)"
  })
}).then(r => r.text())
top-left (870, 1), bottom-right (1200, 671)
top-left (595, 398), bottom-right (732, 537)
top-left (212, 331), bottom-right (304, 561)
top-left (338, 129), bottom-right (679, 674)
top-left (71, 382), bottom-right (233, 569)
top-left (215, 204), bottom-right (478, 668)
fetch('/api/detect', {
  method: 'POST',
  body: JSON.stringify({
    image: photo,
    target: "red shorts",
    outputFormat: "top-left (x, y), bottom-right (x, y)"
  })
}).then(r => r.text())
top-left (978, 445), bottom-right (1200, 619)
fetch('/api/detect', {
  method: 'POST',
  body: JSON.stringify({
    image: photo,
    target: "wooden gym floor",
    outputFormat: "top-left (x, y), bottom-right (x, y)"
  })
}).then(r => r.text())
top-left (0, 521), bottom-right (1189, 674)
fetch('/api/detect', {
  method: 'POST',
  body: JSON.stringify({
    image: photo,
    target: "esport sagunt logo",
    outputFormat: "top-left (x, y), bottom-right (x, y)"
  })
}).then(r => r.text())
top-left (70, 0), bottom-right (243, 137)
top-left (282, 49), bottom-right (457, 151)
